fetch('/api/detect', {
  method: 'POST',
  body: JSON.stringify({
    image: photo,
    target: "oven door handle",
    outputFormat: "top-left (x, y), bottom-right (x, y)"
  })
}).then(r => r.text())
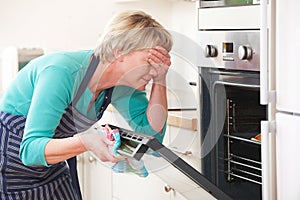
top-left (213, 81), bottom-right (260, 89)
top-left (209, 70), bottom-right (254, 77)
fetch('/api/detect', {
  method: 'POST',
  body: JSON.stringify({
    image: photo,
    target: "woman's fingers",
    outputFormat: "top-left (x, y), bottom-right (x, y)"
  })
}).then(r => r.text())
top-left (80, 133), bottom-right (119, 163)
top-left (149, 46), bottom-right (171, 66)
top-left (102, 137), bottom-right (120, 163)
top-left (148, 58), bottom-right (168, 84)
top-left (153, 46), bottom-right (171, 59)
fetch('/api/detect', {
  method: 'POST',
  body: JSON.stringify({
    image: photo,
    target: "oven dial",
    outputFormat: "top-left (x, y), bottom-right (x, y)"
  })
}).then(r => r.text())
top-left (238, 46), bottom-right (252, 60)
top-left (205, 45), bottom-right (218, 57)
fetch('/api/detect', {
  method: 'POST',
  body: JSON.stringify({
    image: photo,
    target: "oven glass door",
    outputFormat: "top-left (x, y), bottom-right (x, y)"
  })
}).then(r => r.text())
top-left (200, 67), bottom-right (267, 200)
top-left (214, 82), bottom-right (264, 200)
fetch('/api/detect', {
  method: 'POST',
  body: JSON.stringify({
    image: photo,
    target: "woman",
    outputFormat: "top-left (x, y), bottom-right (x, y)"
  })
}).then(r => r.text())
top-left (0, 10), bottom-right (173, 199)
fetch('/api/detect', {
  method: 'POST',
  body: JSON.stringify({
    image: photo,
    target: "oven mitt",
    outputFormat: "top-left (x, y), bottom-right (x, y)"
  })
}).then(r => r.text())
top-left (96, 124), bottom-right (122, 156)
top-left (112, 158), bottom-right (149, 177)
top-left (96, 124), bottom-right (149, 177)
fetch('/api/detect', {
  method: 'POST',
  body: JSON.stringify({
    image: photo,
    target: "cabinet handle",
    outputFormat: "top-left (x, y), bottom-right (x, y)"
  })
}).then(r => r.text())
top-left (189, 82), bottom-right (197, 86)
top-left (88, 156), bottom-right (96, 163)
top-left (164, 184), bottom-right (174, 193)
top-left (183, 151), bottom-right (192, 156)
top-left (169, 147), bottom-right (193, 156)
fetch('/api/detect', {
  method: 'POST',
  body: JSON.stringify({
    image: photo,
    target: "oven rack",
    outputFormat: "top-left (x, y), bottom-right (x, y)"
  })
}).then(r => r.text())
top-left (224, 124), bottom-right (262, 185)
top-left (225, 154), bottom-right (262, 185)
top-left (225, 151), bottom-right (262, 185)
top-left (224, 134), bottom-right (261, 145)
top-left (225, 171), bottom-right (262, 185)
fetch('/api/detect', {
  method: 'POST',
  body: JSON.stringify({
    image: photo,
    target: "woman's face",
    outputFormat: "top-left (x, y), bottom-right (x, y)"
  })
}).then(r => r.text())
top-left (116, 49), bottom-right (155, 90)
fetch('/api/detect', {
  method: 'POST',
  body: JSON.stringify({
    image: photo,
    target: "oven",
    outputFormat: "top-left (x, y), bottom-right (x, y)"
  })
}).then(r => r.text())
top-left (199, 0), bottom-right (260, 8)
top-left (199, 31), bottom-right (267, 200)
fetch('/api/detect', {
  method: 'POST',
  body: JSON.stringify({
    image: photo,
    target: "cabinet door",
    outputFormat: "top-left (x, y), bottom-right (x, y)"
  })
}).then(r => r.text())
top-left (77, 154), bottom-right (85, 196)
top-left (83, 153), bottom-right (113, 200)
top-left (171, 191), bottom-right (187, 200)
top-left (167, 125), bottom-right (200, 170)
top-left (276, 113), bottom-right (300, 199)
top-left (112, 172), bottom-right (170, 200)
top-left (160, 125), bottom-right (214, 200)
top-left (276, 0), bottom-right (300, 113)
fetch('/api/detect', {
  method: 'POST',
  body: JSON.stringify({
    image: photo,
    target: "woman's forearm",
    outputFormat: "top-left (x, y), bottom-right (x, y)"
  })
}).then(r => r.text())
top-left (147, 81), bottom-right (168, 133)
top-left (44, 137), bottom-right (86, 164)
top-left (146, 46), bottom-right (170, 133)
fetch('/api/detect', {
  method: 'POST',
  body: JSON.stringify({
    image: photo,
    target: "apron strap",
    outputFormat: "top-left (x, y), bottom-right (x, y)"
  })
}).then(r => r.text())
top-left (67, 54), bottom-right (115, 200)
top-left (67, 86), bottom-right (113, 200)
top-left (72, 54), bottom-right (100, 106)
top-left (68, 53), bottom-right (99, 200)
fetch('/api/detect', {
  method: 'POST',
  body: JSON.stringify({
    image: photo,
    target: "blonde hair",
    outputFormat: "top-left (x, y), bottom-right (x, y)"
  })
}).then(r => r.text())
top-left (95, 10), bottom-right (173, 63)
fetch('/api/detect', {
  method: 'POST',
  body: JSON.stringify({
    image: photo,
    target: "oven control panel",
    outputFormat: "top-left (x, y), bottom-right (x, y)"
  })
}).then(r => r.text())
top-left (198, 31), bottom-right (260, 71)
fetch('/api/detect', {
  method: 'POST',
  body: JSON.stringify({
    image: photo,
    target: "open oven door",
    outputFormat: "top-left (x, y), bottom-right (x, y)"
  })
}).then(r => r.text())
top-left (108, 125), bottom-right (232, 200)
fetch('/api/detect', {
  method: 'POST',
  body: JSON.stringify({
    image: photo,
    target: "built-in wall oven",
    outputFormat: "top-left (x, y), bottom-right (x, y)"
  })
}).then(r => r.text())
top-left (200, 0), bottom-right (260, 8)
top-left (199, 31), bottom-right (267, 199)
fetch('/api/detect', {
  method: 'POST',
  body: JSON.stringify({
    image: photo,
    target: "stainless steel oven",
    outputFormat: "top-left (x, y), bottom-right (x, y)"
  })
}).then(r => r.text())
top-left (199, 31), bottom-right (267, 199)
top-left (200, 0), bottom-right (260, 8)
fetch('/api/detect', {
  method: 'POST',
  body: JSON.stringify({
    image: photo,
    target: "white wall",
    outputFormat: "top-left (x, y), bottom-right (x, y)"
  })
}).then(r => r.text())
top-left (0, 0), bottom-right (198, 95)
top-left (0, 0), bottom-right (176, 51)
top-left (0, 0), bottom-right (198, 54)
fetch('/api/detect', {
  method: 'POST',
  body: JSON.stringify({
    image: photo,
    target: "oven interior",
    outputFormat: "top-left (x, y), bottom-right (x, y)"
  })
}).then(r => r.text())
top-left (200, 67), bottom-right (267, 200)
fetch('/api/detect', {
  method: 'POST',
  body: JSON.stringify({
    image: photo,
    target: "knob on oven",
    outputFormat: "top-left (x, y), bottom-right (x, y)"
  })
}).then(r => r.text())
top-left (205, 45), bottom-right (218, 57)
top-left (238, 45), bottom-right (253, 60)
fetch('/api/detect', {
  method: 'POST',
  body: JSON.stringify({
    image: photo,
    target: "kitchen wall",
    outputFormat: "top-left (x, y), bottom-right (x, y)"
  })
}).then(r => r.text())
top-left (0, 0), bottom-right (199, 95)
top-left (0, 0), bottom-right (197, 51)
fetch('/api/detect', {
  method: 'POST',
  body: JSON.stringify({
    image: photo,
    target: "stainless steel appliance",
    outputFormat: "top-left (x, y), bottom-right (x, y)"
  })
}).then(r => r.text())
top-left (199, 31), bottom-right (266, 199)
top-left (200, 0), bottom-right (260, 8)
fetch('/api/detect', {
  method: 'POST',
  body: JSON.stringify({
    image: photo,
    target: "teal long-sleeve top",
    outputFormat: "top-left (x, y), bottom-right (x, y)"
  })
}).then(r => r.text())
top-left (0, 50), bottom-right (165, 167)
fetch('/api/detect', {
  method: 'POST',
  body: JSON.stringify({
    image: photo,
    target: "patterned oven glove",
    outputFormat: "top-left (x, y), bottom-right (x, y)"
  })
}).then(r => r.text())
top-left (96, 124), bottom-right (149, 177)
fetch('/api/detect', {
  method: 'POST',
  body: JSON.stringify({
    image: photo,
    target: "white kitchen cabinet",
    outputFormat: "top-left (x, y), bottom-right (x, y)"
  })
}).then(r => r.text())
top-left (166, 124), bottom-right (200, 171)
top-left (77, 154), bottom-right (84, 195)
top-left (82, 153), bottom-right (113, 200)
top-left (112, 172), bottom-right (171, 200)
top-left (171, 192), bottom-right (188, 200)
top-left (158, 119), bottom-right (200, 200)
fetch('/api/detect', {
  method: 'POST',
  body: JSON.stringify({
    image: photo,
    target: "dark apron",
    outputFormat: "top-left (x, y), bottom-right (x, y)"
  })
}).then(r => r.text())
top-left (0, 55), bottom-right (113, 199)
